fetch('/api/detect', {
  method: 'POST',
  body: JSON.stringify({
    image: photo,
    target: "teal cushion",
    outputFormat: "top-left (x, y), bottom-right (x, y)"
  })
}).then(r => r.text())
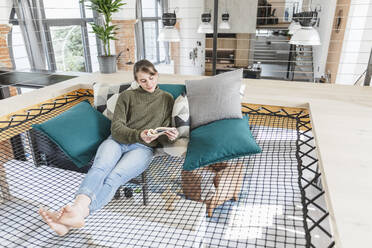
top-left (183, 115), bottom-right (261, 171)
top-left (158, 84), bottom-right (186, 99)
top-left (32, 100), bottom-right (111, 168)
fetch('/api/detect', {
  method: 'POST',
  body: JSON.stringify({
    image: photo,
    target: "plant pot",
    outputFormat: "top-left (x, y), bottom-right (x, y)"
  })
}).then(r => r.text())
top-left (98, 55), bottom-right (117, 74)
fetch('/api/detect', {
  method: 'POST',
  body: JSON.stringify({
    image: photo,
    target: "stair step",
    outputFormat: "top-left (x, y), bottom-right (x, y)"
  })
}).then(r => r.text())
top-left (293, 72), bottom-right (314, 75)
top-left (254, 56), bottom-right (277, 58)
top-left (296, 54), bottom-right (313, 57)
top-left (293, 77), bottom-right (313, 81)
top-left (254, 49), bottom-right (276, 52)
top-left (296, 58), bottom-right (313, 62)
top-left (296, 58), bottom-right (313, 61)
top-left (254, 57), bottom-right (278, 61)
top-left (254, 53), bottom-right (276, 55)
top-left (296, 52), bottom-right (312, 55)
top-left (254, 54), bottom-right (277, 57)
top-left (295, 64), bottom-right (313, 68)
top-left (295, 59), bottom-right (313, 62)
top-left (254, 52), bottom-right (276, 55)
top-left (256, 59), bottom-right (288, 62)
top-left (254, 53), bottom-right (276, 56)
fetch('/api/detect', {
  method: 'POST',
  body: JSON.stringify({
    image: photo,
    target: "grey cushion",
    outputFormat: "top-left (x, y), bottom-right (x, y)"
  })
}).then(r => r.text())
top-left (185, 69), bottom-right (243, 129)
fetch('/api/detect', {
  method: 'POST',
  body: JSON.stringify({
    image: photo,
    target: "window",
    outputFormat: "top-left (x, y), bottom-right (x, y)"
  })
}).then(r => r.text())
top-left (141, 0), bottom-right (165, 64)
top-left (10, 0), bottom-right (99, 73)
top-left (43, 0), bottom-right (81, 19)
top-left (9, 25), bottom-right (30, 71)
top-left (9, 9), bottom-right (30, 70)
top-left (49, 25), bottom-right (86, 72)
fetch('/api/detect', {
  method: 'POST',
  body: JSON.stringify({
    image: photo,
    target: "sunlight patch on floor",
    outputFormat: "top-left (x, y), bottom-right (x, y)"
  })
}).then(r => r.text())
top-left (224, 204), bottom-right (283, 240)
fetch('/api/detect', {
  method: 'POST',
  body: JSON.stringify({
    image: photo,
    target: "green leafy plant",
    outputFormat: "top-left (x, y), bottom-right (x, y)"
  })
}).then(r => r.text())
top-left (83, 0), bottom-right (126, 56)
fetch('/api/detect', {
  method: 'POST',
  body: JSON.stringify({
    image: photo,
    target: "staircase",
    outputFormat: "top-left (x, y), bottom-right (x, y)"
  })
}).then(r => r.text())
top-left (291, 45), bottom-right (314, 82)
top-left (253, 39), bottom-right (277, 63)
top-left (252, 35), bottom-right (315, 81)
top-left (253, 36), bottom-right (290, 64)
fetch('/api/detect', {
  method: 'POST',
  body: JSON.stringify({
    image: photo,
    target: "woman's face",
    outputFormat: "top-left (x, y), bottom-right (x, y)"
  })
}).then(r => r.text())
top-left (136, 71), bottom-right (158, 93)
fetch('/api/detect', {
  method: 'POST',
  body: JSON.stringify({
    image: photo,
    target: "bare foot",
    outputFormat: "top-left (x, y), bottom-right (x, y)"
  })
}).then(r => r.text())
top-left (58, 204), bottom-right (87, 228)
top-left (39, 207), bottom-right (70, 236)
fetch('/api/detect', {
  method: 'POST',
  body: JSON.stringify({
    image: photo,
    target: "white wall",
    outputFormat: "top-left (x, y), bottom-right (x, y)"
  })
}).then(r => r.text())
top-left (336, 0), bottom-right (372, 85)
top-left (311, 0), bottom-right (337, 79)
top-left (112, 0), bottom-right (136, 20)
top-left (170, 0), bottom-right (205, 75)
top-left (205, 0), bottom-right (257, 34)
top-left (0, 0), bottom-right (12, 24)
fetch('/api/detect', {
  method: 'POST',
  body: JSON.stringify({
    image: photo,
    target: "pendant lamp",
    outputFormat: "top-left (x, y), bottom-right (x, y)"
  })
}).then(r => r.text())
top-left (288, 21), bottom-right (301, 35)
top-left (197, 13), bottom-right (213, 33)
top-left (289, 11), bottom-right (321, 46)
top-left (219, 12), bottom-right (231, 30)
top-left (158, 11), bottom-right (181, 42)
top-left (289, 27), bottom-right (321, 45)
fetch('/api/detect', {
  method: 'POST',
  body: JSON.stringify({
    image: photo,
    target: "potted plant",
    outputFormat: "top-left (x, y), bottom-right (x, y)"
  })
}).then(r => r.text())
top-left (85, 0), bottom-right (126, 73)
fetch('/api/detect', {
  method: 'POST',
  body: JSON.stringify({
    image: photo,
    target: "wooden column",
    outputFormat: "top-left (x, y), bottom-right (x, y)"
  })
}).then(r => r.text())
top-left (170, 21), bottom-right (181, 74)
top-left (325, 0), bottom-right (351, 83)
top-left (0, 24), bottom-right (12, 69)
top-left (0, 24), bottom-right (17, 201)
top-left (0, 139), bottom-right (13, 201)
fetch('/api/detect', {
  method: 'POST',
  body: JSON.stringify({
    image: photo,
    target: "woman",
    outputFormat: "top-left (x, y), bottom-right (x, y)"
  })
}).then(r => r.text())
top-left (38, 59), bottom-right (178, 236)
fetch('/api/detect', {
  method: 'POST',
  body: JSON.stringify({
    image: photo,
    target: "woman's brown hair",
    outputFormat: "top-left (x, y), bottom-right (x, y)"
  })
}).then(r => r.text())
top-left (133, 59), bottom-right (158, 81)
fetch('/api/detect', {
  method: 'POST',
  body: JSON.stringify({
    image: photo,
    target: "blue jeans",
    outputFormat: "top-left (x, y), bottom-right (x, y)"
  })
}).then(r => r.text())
top-left (75, 136), bottom-right (153, 213)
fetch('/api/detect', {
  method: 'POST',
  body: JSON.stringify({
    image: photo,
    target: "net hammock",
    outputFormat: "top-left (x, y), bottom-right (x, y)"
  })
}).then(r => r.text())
top-left (0, 89), bottom-right (335, 247)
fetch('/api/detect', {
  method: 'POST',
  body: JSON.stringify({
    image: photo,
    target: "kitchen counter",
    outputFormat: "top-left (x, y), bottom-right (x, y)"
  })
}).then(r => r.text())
top-left (0, 70), bottom-right (77, 89)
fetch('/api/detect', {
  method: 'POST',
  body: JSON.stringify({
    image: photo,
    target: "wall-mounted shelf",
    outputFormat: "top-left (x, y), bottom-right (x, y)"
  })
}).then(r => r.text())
top-left (257, 22), bottom-right (290, 30)
top-left (205, 48), bottom-right (235, 51)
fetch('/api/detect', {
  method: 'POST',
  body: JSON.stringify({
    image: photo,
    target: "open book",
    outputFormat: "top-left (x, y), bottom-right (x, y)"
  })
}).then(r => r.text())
top-left (147, 127), bottom-right (177, 137)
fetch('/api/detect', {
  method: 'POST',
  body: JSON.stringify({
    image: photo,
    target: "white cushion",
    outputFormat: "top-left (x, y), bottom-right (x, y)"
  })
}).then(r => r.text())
top-left (93, 81), bottom-right (136, 120)
top-left (171, 92), bottom-right (190, 138)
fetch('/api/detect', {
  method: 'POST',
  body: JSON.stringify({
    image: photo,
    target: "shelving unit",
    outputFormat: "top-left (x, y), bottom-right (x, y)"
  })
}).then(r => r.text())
top-left (204, 33), bottom-right (251, 76)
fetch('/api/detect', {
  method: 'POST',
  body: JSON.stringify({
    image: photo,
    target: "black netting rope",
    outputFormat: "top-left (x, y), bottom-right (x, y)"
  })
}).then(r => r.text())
top-left (0, 91), bottom-right (334, 247)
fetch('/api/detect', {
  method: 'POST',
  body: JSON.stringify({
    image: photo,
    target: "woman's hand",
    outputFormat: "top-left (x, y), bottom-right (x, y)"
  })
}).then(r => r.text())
top-left (164, 128), bottom-right (178, 141)
top-left (140, 129), bottom-right (159, 144)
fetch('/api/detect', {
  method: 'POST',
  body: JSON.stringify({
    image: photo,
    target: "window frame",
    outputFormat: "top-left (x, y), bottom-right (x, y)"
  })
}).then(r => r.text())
top-left (141, 0), bottom-right (164, 65)
top-left (10, 0), bottom-right (97, 73)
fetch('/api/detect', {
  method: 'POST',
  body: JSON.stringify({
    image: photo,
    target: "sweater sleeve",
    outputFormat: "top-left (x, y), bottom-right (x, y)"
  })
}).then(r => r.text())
top-left (111, 93), bottom-right (142, 144)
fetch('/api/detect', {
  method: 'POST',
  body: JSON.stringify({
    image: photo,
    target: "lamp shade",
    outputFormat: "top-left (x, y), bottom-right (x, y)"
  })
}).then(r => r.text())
top-left (197, 22), bottom-right (213, 33)
top-left (219, 12), bottom-right (231, 30)
top-left (158, 12), bottom-right (180, 42)
top-left (219, 21), bottom-right (231, 30)
top-left (289, 27), bottom-right (321, 46)
top-left (288, 21), bottom-right (301, 35)
top-left (158, 26), bottom-right (181, 42)
top-left (198, 12), bottom-right (213, 33)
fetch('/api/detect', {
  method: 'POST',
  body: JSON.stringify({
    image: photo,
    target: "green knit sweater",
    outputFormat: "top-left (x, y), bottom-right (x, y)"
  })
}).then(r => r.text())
top-left (111, 86), bottom-right (174, 148)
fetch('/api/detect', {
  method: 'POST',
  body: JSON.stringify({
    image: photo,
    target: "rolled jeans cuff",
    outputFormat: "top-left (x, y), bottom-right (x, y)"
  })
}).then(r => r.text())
top-left (75, 187), bottom-right (96, 211)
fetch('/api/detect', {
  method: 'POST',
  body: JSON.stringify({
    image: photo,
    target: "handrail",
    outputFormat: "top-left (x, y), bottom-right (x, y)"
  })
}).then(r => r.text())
top-left (353, 69), bottom-right (367, 86)
top-left (364, 48), bottom-right (372, 86)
